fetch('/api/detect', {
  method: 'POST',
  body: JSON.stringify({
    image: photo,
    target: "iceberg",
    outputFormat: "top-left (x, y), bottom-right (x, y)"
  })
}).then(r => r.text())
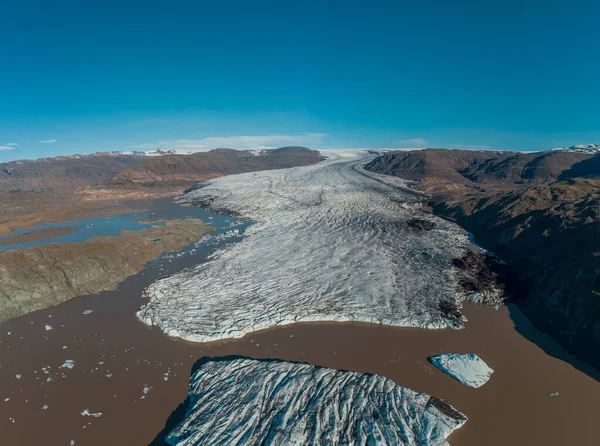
top-left (137, 152), bottom-right (492, 342)
top-left (164, 357), bottom-right (467, 445)
top-left (429, 353), bottom-right (494, 388)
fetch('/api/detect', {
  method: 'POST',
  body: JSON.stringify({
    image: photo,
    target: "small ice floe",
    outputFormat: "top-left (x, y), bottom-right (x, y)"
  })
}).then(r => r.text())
top-left (45, 324), bottom-right (53, 331)
top-left (163, 373), bottom-right (169, 381)
top-left (9, 417), bottom-right (15, 423)
top-left (143, 385), bottom-right (152, 394)
top-left (42, 405), bottom-right (48, 410)
top-left (549, 391), bottom-right (559, 397)
top-left (105, 372), bottom-right (112, 378)
top-left (429, 353), bottom-right (494, 388)
top-left (493, 305), bottom-right (500, 311)
top-left (15, 374), bottom-right (22, 380)
top-left (80, 409), bottom-right (102, 417)
top-left (60, 360), bottom-right (75, 369)
top-left (82, 310), bottom-right (93, 315)
top-left (4, 397), bottom-right (10, 402)
top-left (70, 441), bottom-right (75, 445)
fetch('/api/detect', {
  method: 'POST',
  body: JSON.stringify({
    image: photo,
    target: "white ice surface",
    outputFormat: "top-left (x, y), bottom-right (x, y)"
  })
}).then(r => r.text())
top-left (165, 357), bottom-right (466, 446)
top-left (429, 353), bottom-right (494, 388)
top-left (137, 152), bottom-right (478, 342)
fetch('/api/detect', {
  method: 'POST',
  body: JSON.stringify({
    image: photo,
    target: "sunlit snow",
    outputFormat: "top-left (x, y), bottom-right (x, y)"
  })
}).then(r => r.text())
top-left (164, 357), bottom-right (467, 445)
top-left (137, 152), bottom-right (482, 342)
top-left (429, 353), bottom-right (494, 388)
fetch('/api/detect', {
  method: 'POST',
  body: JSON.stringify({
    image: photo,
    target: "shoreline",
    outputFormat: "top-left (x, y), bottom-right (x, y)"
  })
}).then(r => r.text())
top-left (0, 202), bottom-right (597, 445)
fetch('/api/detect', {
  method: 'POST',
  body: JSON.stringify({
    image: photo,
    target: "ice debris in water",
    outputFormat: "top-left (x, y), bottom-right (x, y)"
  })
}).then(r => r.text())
top-left (164, 357), bottom-right (467, 445)
top-left (549, 392), bottom-right (559, 397)
top-left (82, 310), bottom-right (93, 315)
top-left (42, 405), bottom-right (48, 410)
top-left (138, 152), bottom-right (479, 343)
top-left (80, 409), bottom-right (102, 417)
top-left (45, 324), bottom-right (53, 331)
top-left (15, 373), bottom-right (22, 380)
top-left (60, 360), bottom-right (75, 369)
top-left (429, 353), bottom-right (494, 388)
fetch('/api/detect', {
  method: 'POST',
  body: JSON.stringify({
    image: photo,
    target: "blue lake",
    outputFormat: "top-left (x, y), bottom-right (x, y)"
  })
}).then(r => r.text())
top-left (0, 198), bottom-right (239, 252)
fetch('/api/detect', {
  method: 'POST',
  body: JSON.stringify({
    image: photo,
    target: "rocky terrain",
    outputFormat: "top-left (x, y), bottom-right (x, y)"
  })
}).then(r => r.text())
top-left (0, 147), bottom-right (323, 234)
top-left (79, 146), bottom-right (325, 199)
top-left (163, 357), bottom-right (467, 445)
top-left (137, 152), bottom-right (503, 343)
top-left (0, 219), bottom-right (211, 321)
top-left (366, 148), bottom-right (600, 370)
top-left (0, 152), bottom-right (147, 194)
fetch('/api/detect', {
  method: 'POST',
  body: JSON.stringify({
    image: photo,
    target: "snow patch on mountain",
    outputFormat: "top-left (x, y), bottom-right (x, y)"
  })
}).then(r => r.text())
top-left (429, 353), bottom-right (494, 388)
top-left (553, 144), bottom-right (600, 154)
top-left (164, 357), bottom-right (467, 445)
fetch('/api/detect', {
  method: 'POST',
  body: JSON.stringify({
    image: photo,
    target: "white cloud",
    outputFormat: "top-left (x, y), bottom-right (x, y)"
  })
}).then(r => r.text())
top-left (0, 145), bottom-right (15, 151)
top-left (4, 143), bottom-right (18, 146)
top-left (135, 133), bottom-right (330, 152)
top-left (39, 139), bottom-right (57, 144)
top-left (448, 143), bottom-right (493, 150)
top-left (397, 138), bottom-right (428, 147)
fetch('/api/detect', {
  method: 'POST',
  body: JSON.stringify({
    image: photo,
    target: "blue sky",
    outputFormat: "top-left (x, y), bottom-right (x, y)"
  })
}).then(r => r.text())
top-left (1, 0), bottom-right (598, 161)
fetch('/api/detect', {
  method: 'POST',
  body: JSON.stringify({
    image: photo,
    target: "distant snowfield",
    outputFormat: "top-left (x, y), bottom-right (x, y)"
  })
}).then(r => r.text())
top-left (137, 151), bottom-right (479, 342)
top-left (165, 357), bottom-right (467, 445)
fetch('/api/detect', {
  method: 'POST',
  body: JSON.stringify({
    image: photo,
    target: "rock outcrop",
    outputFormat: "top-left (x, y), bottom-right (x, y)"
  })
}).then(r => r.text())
top-left (365, 149), bottom-right (600, 370)
top-left (0, 219), bottom-right (212, 320)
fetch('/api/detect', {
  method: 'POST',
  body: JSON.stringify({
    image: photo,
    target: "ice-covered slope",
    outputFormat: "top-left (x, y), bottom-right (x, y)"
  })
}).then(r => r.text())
top-left (164, 357), bottom-right (467, 445)
top-left (137, 152), bottom-right (494, 342)
top-left (429, 353), bottom-right (494, 388)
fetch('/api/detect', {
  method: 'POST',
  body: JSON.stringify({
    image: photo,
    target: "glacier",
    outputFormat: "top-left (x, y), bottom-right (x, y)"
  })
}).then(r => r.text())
top-left (429, 353), bottom-right (494, 388)
top-left (137, 151), bottom-right (498, 342)
top-left (164, 357), bottom-right (467, 445)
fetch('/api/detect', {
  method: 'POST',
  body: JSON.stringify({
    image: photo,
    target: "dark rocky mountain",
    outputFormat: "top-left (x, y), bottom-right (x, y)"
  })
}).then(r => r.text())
top-left (366, 148), bottom-right (600, 370)
top-left (80, 146), bottom-right (324, 198)
top-left (0, 152), bottom-right (146, 193)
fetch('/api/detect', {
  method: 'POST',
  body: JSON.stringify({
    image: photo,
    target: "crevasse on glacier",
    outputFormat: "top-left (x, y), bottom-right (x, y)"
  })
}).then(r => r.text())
top-left (165, 357), bottom-right (467, 446)
top-left (137, 151), bottom-right (491, 342)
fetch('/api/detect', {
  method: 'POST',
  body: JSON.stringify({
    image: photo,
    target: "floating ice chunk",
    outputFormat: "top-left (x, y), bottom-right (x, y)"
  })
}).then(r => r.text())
top-left (80, 409), bottom-right (102, 417)
top-left (9, 417), bottom-right (15, 423)
top-left (429, 353), bottom-right (494, 388)
top-left (70, 441), bottom-right (75, 445)
top-left (549, 391), bottom-right (559, 397)
top-left (142, 386), bottom-right (151, 394)
top-left (164, 357), bottom-right (467, 445)
top-left (60, 360), bottom-right (75, 369)
top-left (4, 397), bottom-right (9, 402)
top-left (82, 310), bottom-right (93, 315)
top-left (42, 405), bottom-right (48, 410)
top-left (45, 324), bottom-right (53, 331)
top-left (15, 374), bottom-right (22, 380)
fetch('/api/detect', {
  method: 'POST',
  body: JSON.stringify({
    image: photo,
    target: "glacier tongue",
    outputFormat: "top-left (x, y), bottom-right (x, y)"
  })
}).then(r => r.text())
top-left (429, 353), bottom-right (494, 388)
top-left (165, 357), bottom-right (467, 446)
top-left (137, 152), bottom-right (479, 342)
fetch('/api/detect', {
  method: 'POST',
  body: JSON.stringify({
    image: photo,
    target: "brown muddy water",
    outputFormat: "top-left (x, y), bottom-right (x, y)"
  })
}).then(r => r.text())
top-left (0, 201), bottom-right (598, 446)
